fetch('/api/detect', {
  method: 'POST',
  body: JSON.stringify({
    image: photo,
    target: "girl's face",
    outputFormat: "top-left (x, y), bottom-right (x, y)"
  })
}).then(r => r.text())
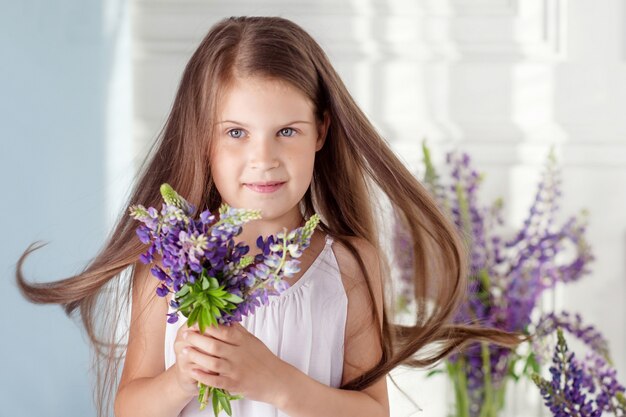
top-left (210, 76), bottom-right (328, 223)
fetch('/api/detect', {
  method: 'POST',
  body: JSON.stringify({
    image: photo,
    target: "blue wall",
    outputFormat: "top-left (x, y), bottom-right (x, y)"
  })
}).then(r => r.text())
top-left (0, 1), bottom-right (128, 416)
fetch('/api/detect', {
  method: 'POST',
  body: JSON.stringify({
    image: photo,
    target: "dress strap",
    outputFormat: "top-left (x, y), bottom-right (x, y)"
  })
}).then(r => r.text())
top-left (325, 235), bottom-right (334, 246)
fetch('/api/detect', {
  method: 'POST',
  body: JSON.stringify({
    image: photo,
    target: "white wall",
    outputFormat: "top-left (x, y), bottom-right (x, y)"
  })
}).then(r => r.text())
top-left (0, 0), bottom-right (132, 416)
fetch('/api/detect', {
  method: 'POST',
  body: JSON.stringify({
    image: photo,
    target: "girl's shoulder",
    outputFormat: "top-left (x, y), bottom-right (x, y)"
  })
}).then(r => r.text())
top-left (329, 236), bottom-right (380, 288)
top-left (331, 235), bottom-right (385, 336)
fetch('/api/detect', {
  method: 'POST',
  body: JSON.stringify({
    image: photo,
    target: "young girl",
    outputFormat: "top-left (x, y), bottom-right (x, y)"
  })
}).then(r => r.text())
top-left (16, 16), bottom-right (523, 417)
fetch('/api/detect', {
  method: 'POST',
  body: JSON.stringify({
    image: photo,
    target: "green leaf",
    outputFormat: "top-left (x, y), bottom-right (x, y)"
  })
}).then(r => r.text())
top-left (175, 285), bottom-right (190, 297)
top-left (223, 293), bottom-right (243, 303)
top-left (523, 352), bottom-right (540, 375)
top-left (220, 395), bottom-right (233, 416)
top-left (507, 367), bottom-right (520, 382)
top-left (178, 296), bottom-right (195, 310)
top-left (209, 277), bottom-right (220, 289)
top-left (212, 289), bottom-right (228, 297)
top-left (426, 368), bottom-right (444, 378)
top-left (197, 384), bottom-right (206, 403)
top-left (211, 304), bottom-right (222, 318)
top-left (202, 276), bottom-right (210, 291)
top-left (198, 307), bottom-right (206, 334)
top-left (201, 307), bottom-right (212, 330)
top-left (212, 389), bottom-right (221, 416)
top-left (212, 297), bottom-right (226, 309)
top-left (187, 306), bottom-right (200, 327)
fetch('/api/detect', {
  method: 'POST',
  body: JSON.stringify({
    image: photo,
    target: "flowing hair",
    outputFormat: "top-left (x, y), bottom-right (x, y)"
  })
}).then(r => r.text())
top-left (15, 16), bottom-right (525, 417)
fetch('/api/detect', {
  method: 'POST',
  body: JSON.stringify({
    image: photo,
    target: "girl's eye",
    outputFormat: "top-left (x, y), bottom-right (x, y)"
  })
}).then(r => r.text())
top-left (279, 128), bottom-right (296, 137)
top-left (227, 128), bottom-right (246, 139)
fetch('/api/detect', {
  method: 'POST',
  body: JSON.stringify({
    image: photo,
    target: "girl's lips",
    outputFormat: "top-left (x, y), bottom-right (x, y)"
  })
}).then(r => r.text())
top-left (244, 182), bottom-right (285, 193)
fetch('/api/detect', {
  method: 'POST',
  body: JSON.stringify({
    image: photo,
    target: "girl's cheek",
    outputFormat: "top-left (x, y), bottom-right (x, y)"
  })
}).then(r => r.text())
top-left (293, 147), bottom-right (317, 167)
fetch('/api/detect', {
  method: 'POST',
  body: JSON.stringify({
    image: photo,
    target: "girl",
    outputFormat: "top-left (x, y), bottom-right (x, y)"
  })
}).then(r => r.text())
top-left (16, 16), bottom-right (523, 417)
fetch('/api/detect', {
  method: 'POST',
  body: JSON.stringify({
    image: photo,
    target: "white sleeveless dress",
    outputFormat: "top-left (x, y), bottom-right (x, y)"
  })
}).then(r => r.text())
top-left (164, 235), bottom-right (347, 417)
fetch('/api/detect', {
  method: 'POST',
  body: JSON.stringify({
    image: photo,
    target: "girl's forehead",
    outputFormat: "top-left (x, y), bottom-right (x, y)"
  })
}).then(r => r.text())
top-left (223, 76), bottom-right (304, 98)
top-left (217, 76), bottom-right (316, 118)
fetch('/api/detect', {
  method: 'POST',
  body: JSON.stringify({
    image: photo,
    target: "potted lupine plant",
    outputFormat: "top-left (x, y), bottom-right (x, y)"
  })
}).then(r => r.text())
top-left (393, 142), bottom-right (600, 417)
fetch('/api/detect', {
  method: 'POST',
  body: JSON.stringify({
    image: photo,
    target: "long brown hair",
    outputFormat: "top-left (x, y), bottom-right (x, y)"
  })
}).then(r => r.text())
top-left (15, 16), bottom-right (525, 417)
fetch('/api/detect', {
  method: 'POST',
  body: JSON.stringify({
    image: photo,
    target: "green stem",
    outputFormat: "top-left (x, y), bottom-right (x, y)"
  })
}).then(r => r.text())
top-left (479, 342), bottom-right (495, 417)
top-left (199, 382), bottom-right (209, 409)
top-left (456, 183), bottom-right (473, 245)
top-left (447, 359), bottom-right (471, 417)
top-left (495, 376), bottom-right (508, 412)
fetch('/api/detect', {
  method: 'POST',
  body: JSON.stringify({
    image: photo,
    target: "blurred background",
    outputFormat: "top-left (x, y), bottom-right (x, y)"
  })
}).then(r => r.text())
top-left (1, 1), bottom-right (624, 416)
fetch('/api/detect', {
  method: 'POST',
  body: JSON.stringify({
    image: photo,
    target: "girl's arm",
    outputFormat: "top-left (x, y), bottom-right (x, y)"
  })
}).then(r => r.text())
top-left (274, 364), bottom-right (389, 417)
top-left (274, 237), bottom-right (390, 417)
top-left (114, 262), bottom-right (195, 417)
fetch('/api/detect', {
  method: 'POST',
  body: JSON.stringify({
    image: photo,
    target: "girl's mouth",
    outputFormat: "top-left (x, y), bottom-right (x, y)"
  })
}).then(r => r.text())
top-left (244, 182), bottom-right (286, 193)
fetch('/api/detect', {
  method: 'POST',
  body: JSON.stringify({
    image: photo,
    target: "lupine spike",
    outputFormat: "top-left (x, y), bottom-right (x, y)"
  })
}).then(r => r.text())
top-left (531, 328), bottom-right (626, 417)
top-left (236, 255), bottom-right (254, 269)
top-left (300, 214), bottom-right (321, 242)
top-left (216, 205), bottom-right (262, 226)
top-left (128, 204), bottom-right (150, 220)
top-left (160, 183), bottom-right (193, 214)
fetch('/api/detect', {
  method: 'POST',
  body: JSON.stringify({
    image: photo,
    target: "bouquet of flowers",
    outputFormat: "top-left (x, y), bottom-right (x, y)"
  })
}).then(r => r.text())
top-left (129, 183), bottom-right (320, 416)
top-left (393, 142), bottom-right (595, 417)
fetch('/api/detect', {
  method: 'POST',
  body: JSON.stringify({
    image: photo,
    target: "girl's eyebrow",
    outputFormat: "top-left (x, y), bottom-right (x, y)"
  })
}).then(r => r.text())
top-left (217, 120), bottom-right (312, 125)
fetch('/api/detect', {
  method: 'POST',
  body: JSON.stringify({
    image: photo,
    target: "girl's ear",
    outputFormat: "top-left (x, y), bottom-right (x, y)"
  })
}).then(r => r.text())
top-left (315, 111), bottom-right (330, 151)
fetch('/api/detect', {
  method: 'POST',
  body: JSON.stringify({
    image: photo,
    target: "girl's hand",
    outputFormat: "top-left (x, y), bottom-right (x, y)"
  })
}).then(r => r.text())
top-left (183, 321), bottom-right (288, 405)
top-left (172, 322), bottom-right (216, 397)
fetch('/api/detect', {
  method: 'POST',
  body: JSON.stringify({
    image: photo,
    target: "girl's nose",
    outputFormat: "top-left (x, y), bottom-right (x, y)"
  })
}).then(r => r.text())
top-left (250, 135), bottom-right (280, 170)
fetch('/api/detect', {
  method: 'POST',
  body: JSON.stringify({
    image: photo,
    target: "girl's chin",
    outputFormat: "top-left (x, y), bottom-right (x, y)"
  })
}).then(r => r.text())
top-left (256, 206), bottom-right (301, 221)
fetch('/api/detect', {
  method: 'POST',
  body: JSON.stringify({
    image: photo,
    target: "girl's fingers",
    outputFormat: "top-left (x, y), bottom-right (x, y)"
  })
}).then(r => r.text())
top-left (184, 330), bottom-right (233, 358)
top-left (183, 346), bottom-right (230, 375)
top-left (191, 369), bottom-right (233, 391)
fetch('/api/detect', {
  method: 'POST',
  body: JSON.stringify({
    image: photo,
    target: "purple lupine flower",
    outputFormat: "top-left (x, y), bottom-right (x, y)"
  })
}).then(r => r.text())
top-left (150, 265), bottom-right (169, 282)
top-left (283, 260), bottom-right (301, 276)
top-left (256, 234), bottom-right (276, 256)
top-left (253, 263), bottom-right (271, 280)
top-left (166, 312), bottom-right (179, 324)
top-left (534, 311), bottom-right (611, 364)
top-left (578, 351), bottom-right (626, 414)
top-left (200, 210), bottom-right (215, 225)
top-left (535, 329), bottom-right (597, 417)
top-left (400, 143), bottom-right (597, 417)
top-left (156, 285), bottom-right (169, 297)
top-left (532, 329), bottom-right (625, 417)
